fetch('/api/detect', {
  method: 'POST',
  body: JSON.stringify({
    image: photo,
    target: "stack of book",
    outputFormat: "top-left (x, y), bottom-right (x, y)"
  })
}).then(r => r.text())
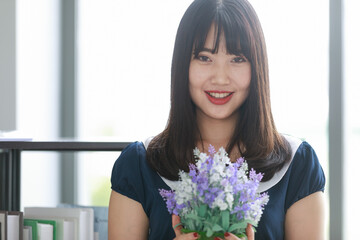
top-left (0, 211), bottom-right (23, 240)
top-left (0, 205), bottom-right (108, 240)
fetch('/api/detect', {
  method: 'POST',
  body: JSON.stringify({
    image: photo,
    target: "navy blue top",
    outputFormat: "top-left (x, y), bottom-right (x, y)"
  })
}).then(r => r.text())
top-left (111, 140), bottom-right (325, 240)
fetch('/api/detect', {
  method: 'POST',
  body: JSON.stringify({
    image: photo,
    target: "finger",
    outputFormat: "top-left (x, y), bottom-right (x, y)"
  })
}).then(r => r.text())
top-left (223, 231), bottom-right (249, 240)
top-left (177, 232), bottom-right (199, 240)
top-left (245, 224), bottom-right (255, 240)
top-left (172, 214), bottom-right (183, 236)
top-left (223, 232), bottom-right (239, 240)
top-left (172, 215), bottom-right (199, 239)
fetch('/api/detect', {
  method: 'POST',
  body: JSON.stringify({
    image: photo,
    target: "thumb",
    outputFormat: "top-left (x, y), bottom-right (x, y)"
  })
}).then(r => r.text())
top-left (172, 214), bottom-right (183, 236)
top-left (172, 215), bottom-right (199, 239)
top-left (245, 224), bottom-right (255, 240)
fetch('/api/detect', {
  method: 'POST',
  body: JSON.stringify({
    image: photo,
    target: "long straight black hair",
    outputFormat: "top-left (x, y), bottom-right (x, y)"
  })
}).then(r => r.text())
top-left (147, 0), bottom-right (291, 181)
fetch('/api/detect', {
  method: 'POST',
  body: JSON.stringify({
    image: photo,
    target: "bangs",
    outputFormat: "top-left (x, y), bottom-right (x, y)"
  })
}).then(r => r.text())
top-left (193, 5), bottom-right (250, 58)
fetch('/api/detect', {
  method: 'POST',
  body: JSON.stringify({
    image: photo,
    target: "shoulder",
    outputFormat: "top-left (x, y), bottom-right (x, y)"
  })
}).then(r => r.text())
top-left (121, 141), bottom-right (146, 158)
top-left (110, 141), bottom-right (147, 201)
top-left (288, 140), bottom-right (325, 190)
top-left (111, 141), bottom-right (146, 175)
top-left (258, 135), bottom-right (325, 192)
top-left (290, 139), bottom-right (324, 181)
top-left (258, 134), bottom-right (302, 192)
top-left (258, 134), bottom-right (325, 207)
top-left (284, 139), bottom-right (325, 208)
top-left (286, 135), bottom-right (323, 175)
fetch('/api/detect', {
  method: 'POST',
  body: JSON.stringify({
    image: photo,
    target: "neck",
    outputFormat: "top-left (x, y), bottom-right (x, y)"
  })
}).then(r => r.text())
top-left (195, 111), bottom-right (238, 152)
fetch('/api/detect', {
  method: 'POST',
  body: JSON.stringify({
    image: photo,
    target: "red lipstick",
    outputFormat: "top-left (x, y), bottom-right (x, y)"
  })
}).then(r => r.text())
top-left (205, 91), bottom-right (233, 105)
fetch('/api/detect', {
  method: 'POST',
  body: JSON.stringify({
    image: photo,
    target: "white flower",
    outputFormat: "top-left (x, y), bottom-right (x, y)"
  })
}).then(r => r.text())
top-left (218, 147), bottom-right (229, 162)
top-left (213, 163), bottom-right (226, 176)
top-left (240, 161), bottom-right (248, 172)
top-left (193, 147), bottom-right (200, 157)
top-left (224, 184), bottom-right (233, 193)
top-left (226, 193), bottom-right (234, 209)
top-left (210, 172), bottom-right (221, 183)
top-left (225, 166), bottom-right (235, 178)
top-left (213, 195), bottom-right (228, 210)
top-left (198, 152), bottom-right (208, 163)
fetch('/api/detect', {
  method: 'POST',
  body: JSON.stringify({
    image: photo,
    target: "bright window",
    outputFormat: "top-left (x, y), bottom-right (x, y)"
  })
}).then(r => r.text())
top-left (76, 0), bottom-right (194, 205)
top-left (17, 0), bottom-right (61, 209)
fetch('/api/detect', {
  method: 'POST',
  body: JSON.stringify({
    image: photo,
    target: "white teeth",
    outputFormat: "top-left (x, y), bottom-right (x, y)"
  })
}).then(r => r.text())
top-left (208, 92), bottom-right (232, 98)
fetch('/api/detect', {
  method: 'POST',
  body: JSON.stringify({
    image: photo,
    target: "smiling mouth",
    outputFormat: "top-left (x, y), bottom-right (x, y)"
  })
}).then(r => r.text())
top-left (205, 91), bottom-right (233, 99)
top-left (205, 91), bottom-right (234, 105)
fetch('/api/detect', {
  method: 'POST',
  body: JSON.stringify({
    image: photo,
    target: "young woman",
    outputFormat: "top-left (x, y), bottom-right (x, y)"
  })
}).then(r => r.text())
top-left (108, 0), bottom-right (326, 239)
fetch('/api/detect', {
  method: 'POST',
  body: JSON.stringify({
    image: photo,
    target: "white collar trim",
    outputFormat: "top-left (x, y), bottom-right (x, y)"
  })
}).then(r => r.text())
top-left (257, 134), bottom-right (302, 192)
top-left (143, 135), bottom-right (303, 192)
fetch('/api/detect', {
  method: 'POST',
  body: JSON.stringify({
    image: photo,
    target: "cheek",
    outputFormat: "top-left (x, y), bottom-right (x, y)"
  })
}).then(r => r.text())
top-left (189, 65), bottom-right (205, 89)
top-left (236, 66), bottom-right (252, 89)
top-left (244, 73), bottom-right (252, 89)
top-left (188, 66), bottom-right (198, 99)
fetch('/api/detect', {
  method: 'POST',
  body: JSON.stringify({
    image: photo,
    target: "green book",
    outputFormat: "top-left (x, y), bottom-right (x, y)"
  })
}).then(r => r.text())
top-left (24, 219), bottom-right (57, 240)
top-left (24, 219), bottom-right (38, 240)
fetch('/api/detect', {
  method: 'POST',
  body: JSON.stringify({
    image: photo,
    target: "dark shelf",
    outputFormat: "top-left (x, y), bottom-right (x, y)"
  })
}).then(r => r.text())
top-left (0, 140), bottom-right (131, 211)
top-left (0, 140), bottom-right (131, 151)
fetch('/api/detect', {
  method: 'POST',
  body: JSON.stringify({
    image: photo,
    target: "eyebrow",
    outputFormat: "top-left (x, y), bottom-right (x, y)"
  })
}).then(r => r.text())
top-left (200, 48), bottom-right (214, 53)
top-left (196, 47), bottom-right (244, 56)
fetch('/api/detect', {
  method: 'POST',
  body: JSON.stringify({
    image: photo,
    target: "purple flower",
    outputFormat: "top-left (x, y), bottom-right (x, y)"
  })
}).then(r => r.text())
top-left (159, 146), bottom-right (269, 235)
top-left (159, 189), bottom-right (176, 214)
top-left (249, 168), bottom-right (263, 182)
top-left (208, 145), bottom-right (216, 155)
top-left (235, 157), bottom-right (245, 168)
top-left (189, 163), bottom-right (197, 182)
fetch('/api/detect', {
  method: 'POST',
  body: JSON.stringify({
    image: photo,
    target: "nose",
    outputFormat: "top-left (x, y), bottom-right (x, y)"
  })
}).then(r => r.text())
top-left (211, 63), bottom-right (230, 85)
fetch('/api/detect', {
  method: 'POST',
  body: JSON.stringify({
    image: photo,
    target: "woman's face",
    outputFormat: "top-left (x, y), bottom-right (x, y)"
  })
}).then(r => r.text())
top-left (189, 24), bottom-right (251, 123)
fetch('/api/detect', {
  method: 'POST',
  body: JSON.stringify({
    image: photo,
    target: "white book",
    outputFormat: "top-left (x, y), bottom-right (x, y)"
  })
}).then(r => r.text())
top-left (25, 216), bottom-right (72, 240)
top-left (80, 208), bottom-right (94, 240)
top-left (0, 211), bottom-right (7, 240)
top-left (23, 226), bottom-right (32, 240)
top-left (24, 207), bottom-right (93, 240)
top-left (57, 204), bottom-right (103, 240)
top-left (7, 215), bottom-right (19, 240)
top-left (63, 220), bottom-right (75, 240)
top-left (37, 223), bottom-right (53, 240)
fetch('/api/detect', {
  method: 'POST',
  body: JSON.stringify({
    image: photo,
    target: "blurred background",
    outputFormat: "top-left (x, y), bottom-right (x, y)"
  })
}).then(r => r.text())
top-left (1, 0), bottom-right (359, 239)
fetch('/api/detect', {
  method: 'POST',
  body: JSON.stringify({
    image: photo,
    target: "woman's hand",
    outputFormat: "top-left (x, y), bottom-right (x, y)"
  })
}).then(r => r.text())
top-left (214, 224), bottom-right (254, 240)
top-left (172, 215), bottom-right (199, 239)
top-left (172, 214), bottom-right (254, 240)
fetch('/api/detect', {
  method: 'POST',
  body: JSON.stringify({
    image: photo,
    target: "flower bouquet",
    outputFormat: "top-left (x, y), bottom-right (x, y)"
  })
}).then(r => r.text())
top-left (159, 145), bottom-right (269, 239)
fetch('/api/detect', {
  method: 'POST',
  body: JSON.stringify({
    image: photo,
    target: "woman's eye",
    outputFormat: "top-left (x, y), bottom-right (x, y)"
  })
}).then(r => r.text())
top-left (232, 56), bottom-right (247, 63)
top-left (196, 55), bottom-right (211, 62)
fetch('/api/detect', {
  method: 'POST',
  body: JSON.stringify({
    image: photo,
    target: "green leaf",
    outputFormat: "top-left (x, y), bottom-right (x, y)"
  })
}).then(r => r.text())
top-left (212, 224), bottom-right (224, 232)
top-left (206, 227), bottom-right (213, 237)
top-left (183, 218), bottom-right (197, 231)
top-left (199, 204), bottom-right (207, 217)
top-left (185, 213), bottom-right (202, 222)
top-left (221, 210), bottom-right (230, 230)
top-left (228, 221), bottom-right (248, 232)
top-left (203, 220), bottom-right (214, 228)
